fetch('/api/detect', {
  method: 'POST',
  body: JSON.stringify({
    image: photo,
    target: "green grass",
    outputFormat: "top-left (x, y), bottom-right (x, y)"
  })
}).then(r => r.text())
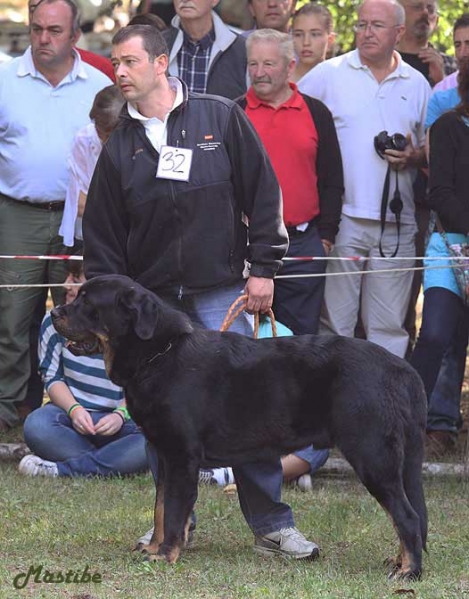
top-left (1, 466), bottom-right (468, 599)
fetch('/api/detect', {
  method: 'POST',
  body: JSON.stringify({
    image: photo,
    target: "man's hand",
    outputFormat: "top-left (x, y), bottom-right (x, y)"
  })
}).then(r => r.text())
top-left (321, 239), bottom-right (333, 255)
top-left (384, 134), bottom-right (426, 171)
top-left (418, 47), bottom-right (445, 85)
top-left (244, 276), bottom-right (274, 314)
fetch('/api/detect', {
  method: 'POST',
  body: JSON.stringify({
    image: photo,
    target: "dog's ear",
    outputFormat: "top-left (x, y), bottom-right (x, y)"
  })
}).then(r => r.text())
top-left (118, 287), bottom-right (158, 340)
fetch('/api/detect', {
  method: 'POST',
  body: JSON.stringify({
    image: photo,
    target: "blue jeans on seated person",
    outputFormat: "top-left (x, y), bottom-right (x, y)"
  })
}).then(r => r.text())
top-left (23, 403), bottom-right (148, 477)
top-left (153, 281), bottom-right (295, 536)
top-left (410, 287), bottom-right (468, 433)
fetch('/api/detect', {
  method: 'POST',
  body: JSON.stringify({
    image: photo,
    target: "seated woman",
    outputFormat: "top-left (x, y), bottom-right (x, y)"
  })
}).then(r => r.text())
top-left (18, 255), bottom-right (148, 477)
top-left (410, 57), bottom-right (469, 457)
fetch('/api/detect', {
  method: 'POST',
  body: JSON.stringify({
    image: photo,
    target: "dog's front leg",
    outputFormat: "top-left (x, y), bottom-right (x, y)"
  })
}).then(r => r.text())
top-left (138, 459), bottom-right (165, 557)
top-left (149, 463), bottom-right (199, 564)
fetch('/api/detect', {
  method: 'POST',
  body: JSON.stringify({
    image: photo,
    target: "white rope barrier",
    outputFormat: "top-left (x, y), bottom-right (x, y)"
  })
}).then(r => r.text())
top-left (0, 254), bottom-right (467, 288)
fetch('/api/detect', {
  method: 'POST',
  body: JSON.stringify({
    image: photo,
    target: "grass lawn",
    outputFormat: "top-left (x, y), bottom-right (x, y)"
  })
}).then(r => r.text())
top-left (1, 464), bottom-right (468, 599)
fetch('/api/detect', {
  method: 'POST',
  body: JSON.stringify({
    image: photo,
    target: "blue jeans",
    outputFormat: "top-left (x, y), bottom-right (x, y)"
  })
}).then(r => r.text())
top-left (410, 287), bottom-right (467, 433)
top-left (295, 445), bottom-right (329, 475)
top-left (152, 282), bottom-right (295, 536)
top-left (23, 403), bottom-right (148, 477)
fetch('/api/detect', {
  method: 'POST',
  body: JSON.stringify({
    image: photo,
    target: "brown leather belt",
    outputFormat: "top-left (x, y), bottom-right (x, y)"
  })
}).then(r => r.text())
top-left (20, 200), bottom-right (65, 211)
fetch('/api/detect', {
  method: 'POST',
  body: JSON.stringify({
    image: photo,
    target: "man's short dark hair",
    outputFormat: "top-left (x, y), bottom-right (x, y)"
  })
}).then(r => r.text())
top-left (454, 13), bottom-right (469, 35)
top-left (112, 24), bottom-right (168, 61)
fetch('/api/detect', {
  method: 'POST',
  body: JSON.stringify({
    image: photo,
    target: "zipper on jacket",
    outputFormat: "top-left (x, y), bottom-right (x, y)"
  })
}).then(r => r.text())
top-left (167, 116), bottom-right (185, 299)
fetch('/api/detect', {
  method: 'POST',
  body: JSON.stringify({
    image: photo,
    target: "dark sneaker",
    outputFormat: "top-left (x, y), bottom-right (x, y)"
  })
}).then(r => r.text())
top-left (425, 430), bottom-right (458, 459)
top-left (254, 527), bottom-right (320, 560)
top-left (198, 469), bottom-right (217, 485)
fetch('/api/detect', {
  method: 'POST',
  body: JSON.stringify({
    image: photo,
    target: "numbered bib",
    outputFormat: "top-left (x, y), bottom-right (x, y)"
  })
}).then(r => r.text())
top-left (156, 146), bottom-right (193, 182)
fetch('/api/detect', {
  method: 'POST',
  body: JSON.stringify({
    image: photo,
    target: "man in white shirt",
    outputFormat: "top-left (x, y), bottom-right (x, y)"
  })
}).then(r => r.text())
top-left (298, 0), bottom-right (430, 358)
top-left (0, 0), bottom-right (111, 431)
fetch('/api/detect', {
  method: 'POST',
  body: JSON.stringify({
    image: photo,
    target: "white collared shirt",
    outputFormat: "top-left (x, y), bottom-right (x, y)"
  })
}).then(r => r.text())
top-left (0, 47), bottom-right (111, 203)
top-left (298, 49), bottom-right (431, 225)
top-left (127, 77), bottom-right (184, 154)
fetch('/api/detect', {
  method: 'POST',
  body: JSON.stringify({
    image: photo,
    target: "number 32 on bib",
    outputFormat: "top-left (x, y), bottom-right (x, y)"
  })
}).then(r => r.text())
top-left (156, 146), bottom-right (193, 182)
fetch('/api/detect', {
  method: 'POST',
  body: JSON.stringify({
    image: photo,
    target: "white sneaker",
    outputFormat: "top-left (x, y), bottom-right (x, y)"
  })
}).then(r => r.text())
top-left (296, 474), bottom-right (313, 492)
top-left (18, 455), bottom-right (58, 478)
top-left (198, 467), bottom-right (234, 486)
top-left (135, 527), bottom-right (154, 550)
top-left (254, 527), bottom-right (319, 560)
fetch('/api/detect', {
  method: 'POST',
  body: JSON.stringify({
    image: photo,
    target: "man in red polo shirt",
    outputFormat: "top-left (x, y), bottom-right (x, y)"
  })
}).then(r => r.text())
top-left (239, 28), bottom-right (343, 335)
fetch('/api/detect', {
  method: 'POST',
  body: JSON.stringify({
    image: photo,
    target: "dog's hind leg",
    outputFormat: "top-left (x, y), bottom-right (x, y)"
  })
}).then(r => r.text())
top-left (403, 434), bottom-right (427, 554)
top-left (341, 446), bottom-right (423, 580)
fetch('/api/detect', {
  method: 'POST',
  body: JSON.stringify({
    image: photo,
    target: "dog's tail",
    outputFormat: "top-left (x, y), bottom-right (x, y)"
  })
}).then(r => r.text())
top-left (403, 374), bottom-right (428, 551)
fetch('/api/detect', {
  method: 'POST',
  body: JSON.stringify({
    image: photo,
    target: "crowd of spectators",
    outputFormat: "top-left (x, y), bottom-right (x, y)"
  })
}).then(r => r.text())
top-left (0, 0), bottom-right (467, 504)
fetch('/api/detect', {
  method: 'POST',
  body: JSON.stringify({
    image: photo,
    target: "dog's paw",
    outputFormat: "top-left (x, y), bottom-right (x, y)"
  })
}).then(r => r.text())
top-left (145, 547), bottom-right (181, 564)
top-left (135, 542), bottom-right (160, 556)
top-left (388, 567), bottom-right (421, 582)
top-left (384, 555), bottom-right (401, 575)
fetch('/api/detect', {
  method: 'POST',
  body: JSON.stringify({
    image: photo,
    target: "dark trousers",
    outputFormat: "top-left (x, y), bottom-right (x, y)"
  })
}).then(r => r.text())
top-left (273, 223), bottom-right (326, 335)
top-left (410, 287), bottom-right (467, 433)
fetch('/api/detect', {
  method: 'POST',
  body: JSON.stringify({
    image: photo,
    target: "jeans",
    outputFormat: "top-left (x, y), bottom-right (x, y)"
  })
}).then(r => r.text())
top-left (23, 403), bottom-right (148, 477)
top-left (410, 287), bottom-right (467, 433)
top-left (152, 282), bottom-right (295, 536)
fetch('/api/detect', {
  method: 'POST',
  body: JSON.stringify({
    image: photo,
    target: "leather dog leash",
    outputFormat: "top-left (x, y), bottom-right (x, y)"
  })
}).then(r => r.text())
top-left (219, 294), bottom-right (277, 338)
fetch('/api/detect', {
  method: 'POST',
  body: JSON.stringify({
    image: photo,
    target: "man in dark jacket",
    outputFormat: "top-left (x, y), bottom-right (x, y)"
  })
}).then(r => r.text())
top-left (162, 0), bottom-right (247, 99)
top-left (83, 24), bottom-right (319, 561)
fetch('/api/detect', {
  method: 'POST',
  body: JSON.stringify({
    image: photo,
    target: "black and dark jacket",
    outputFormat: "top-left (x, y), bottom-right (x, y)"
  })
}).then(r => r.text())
top-left (83, 81), bottom-right (288, 296)
top-left (237, 92), bottom-right (343, 243)
top-left (163, 11), bottom-right (247, 100)
top-left (428, 110), bottom-right (469, 234)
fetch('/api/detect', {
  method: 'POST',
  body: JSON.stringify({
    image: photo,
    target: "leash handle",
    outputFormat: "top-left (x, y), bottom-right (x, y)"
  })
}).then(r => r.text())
top-left (219, 294), bottom-right (277, 339)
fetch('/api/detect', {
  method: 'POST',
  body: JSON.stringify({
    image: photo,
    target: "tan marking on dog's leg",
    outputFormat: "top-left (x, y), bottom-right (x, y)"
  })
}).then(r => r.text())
top-left (382, 506), bottom-right (421, 580)
top-left (381, 507), bottom-right (402, 571)
top-left (183, 515), bottom-right (191, 547)
top-left (146, 544), bottom-right (181, 564)
top-left (140, 485), bottom-right (164, 555)
top-left (166, 545), bottom-right (181, 564)
top-left (97, 335), bottom-right (113, 378)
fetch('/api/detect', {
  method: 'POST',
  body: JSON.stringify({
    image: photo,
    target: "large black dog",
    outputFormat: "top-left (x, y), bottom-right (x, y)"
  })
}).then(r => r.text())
top-left (51, 274), bottom-right (427, 579)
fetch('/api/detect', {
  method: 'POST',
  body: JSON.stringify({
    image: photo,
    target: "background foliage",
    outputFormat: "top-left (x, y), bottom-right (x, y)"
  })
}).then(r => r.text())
top-left (298, 0), bottom-right (469, 55)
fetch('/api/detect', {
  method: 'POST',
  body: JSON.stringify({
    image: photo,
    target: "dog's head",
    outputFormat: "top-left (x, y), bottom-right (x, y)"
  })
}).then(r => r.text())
top-left (51, 275), bottom-right (192, 376)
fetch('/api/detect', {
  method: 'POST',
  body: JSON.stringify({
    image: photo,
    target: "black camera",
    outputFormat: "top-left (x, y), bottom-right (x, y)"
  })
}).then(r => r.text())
top-left (374, 130), bottom-right (408, 159)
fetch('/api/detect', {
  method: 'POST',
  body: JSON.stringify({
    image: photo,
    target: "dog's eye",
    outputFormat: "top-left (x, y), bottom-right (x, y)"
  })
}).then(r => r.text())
top-left (82, 297), bottom-right (99, 318)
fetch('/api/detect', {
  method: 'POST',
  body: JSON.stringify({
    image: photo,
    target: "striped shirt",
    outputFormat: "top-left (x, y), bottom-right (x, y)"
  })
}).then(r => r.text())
top-left (39, 313), bottom-right (124, 411)
top-left (177, 27), bottom-right (215, 94)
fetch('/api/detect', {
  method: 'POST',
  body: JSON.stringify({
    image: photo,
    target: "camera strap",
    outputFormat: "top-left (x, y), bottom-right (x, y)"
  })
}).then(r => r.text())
top-left (379, 164), bottom-right (403, 258)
